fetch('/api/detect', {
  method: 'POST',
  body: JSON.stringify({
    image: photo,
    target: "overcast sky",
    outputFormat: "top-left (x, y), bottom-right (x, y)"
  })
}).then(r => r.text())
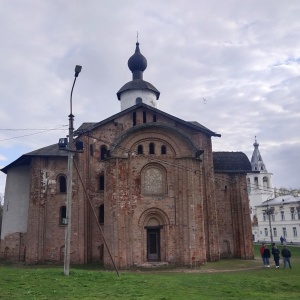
top-left (1, 0), bottom-right (300, 196)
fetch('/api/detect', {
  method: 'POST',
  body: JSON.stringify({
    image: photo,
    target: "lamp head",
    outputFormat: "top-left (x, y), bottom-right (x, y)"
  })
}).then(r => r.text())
top-left (74, 65), bottom-right (82, 77)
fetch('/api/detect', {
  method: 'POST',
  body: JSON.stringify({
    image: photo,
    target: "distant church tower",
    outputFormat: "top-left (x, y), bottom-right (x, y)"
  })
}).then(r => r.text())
top-left (247, 137), bottom-right (275, 241)
top-left (117, 42), bottom-right (160, 111)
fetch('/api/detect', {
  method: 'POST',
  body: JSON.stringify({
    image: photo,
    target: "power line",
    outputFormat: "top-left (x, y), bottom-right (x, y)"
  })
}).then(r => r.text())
top-left (0, 126), bottom-right (68, 142)
top-left (0, 126), bottom-right (67, 131)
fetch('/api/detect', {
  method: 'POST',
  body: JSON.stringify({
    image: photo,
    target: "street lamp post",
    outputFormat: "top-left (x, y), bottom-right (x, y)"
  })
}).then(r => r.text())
top-left (64, 65), bottom-right (82, 276)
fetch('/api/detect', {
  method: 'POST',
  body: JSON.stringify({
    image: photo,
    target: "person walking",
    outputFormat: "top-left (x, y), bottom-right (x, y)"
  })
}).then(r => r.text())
top-left (280, 236), bottom-right (284, 245)
top-left (263, 245), bottom-right (271, 267)
top-left (281, 245), bottom-right (292, 269)
top-left (272, 245), bottom-right (280, 268)
top-left (260, 243), bottom-right (265, 265)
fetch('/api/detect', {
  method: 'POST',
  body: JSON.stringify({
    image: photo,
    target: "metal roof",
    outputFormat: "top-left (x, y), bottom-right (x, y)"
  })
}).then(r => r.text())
top-left (76, 102), bottom-right (220, 138)
top-left (1, 144), bottom-right (67, 174)
top-left (117, 79), bottom-right (160, 100)
top-left (213, 151), bottom-right (252, 173)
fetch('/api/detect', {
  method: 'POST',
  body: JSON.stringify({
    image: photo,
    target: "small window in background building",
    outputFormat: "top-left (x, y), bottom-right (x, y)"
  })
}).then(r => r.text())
top-left (291, 208), bottom-right (295, 220)
top-left (143, 111), bottom-right (147, 123)
top-left (161, 145), bottom-right (167, 155)
top-left (293, 227), bottom-right (297, 237)
top-left (254, 177), bottom-right (259, 189)
top-left (153, 114), bottom-right (157, 122)
top-left (283, 227), bottom-right (287, 237)
top-left (90, 144), bottom-right (94, 156)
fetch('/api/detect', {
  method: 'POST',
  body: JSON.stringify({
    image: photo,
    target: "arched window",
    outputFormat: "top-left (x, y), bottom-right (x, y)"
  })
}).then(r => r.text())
top-left (254, 177), bottom-right (259, 189)
top-left (100, 145), bottom-right (107, 160)
top-left (99, 175), bottom-right (104, 191)
top-left (99, 204), bottom-right (104, 225)
top-left (153, 114), bottom-right (157, 122)
top-left (263, 177), bottom-right (269, 189)
top-left (142, 164), bottom-right (167, 195)
top-left (59, 175), bottom-right (67, 193)
top-left (137, 145), bottom-right (143, 155)
top-left (60, 206), bottom-right (67, 225)
top-left (161, 145), bottom-right (167, 155)
top-left (143, 111), bottom-right (147, 123)
top-left (149, 143), bottom-right (155, 154)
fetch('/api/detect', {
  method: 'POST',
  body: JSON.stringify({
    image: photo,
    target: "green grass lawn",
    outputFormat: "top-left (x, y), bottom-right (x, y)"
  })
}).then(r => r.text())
top-left (0, 245), bottom-right (299, 299)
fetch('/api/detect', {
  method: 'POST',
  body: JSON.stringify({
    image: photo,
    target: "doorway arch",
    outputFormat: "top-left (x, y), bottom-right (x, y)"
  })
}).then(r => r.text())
top-left (138, 208), bottom-right (170, 262)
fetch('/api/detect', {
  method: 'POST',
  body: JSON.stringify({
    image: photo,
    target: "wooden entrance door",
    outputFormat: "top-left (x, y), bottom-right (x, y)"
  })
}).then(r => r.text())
top-left (147, 228), bottom-right (160, 261)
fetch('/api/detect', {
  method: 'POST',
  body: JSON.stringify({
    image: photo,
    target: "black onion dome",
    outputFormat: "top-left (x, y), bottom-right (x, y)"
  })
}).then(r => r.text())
top-left (128, 42), bottom-right (147, 79)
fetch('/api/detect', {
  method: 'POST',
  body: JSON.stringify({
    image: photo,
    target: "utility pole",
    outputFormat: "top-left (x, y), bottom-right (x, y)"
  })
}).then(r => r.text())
top-left (264, 198), bottom-right (274, 244)
top-left (64, 65), bottom-right (82, 276)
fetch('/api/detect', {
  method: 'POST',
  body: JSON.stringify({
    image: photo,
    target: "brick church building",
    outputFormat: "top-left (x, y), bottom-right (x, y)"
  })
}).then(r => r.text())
top-left (1, 42), bottom-right (254, 267)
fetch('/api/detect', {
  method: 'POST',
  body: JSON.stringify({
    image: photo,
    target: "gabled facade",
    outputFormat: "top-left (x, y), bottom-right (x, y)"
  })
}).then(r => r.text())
top-left (0, 42), bottom-right (254, 267)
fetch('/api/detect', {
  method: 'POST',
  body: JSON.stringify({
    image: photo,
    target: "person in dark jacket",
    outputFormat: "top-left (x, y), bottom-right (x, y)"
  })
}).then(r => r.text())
top-left (281, 245), bottom-right (292, 269)
top-left (280, 236), bottom-right (284, 245)
top-left (263, 245), bottom-right (271, 267)
top-left (272, 245), bottom-right (280, 268)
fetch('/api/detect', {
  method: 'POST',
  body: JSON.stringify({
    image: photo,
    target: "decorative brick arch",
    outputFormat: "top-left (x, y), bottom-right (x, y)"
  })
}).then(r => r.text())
top-left (110, 123), bottom-right (198, 157)
top-left (138, 207), bottom-right (170, 227)
top-left (138, 208), bottom-right (170, 262)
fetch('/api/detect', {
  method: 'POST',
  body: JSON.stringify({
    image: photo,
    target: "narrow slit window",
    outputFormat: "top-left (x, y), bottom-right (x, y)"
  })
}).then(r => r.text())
top-left (59, 175), bottom-right (67, 193)
top-left (137, 145), bottom-right (143, 155)
top-left (161, 145), bottom-right (167, 155)
top-left (133, 112), bottom-right (137, 126)
top-left (99, 175), bottom-right (104, 191)
top-left (143, 111), bottom-right (147, 123)
top-left (100, 145), bottom-right (107, 160)
top-left (153, 114), bottom-right (157, 122)
top-left (60, 206), bottom-right (67, 225)
top-left (149, 143), bottom-right (155, 154)
top-left (99, 204), bottom-right (104, 225)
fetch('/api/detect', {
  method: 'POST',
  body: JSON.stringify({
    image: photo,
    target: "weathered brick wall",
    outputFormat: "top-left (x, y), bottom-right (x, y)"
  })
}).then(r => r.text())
top-left (214, 173), bottom-right (254, 259)
top-left (25, 156), bottom-right (86, 264)
top-left (0, 232), bottom-right (27, 262)
top-left (1, 106), bottom-right (253, 267)
top-left (84, 111), bottom-right (216, 268)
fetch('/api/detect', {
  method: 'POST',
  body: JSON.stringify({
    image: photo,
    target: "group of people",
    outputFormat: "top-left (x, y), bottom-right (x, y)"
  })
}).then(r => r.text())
top-left (260, 243), bottom-right (292, 269)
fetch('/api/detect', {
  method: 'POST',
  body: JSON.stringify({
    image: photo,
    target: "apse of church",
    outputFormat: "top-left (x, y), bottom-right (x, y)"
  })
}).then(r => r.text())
top-left (0, 42), bottom-right (254, 267)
